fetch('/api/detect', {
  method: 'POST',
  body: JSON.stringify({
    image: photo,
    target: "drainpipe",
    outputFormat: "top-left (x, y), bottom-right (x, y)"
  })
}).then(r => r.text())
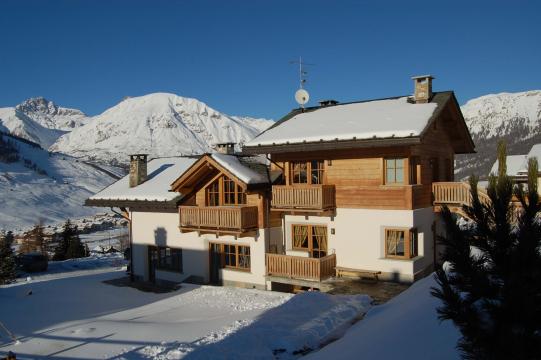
top-left (111, 207), bottom-right (134, 282)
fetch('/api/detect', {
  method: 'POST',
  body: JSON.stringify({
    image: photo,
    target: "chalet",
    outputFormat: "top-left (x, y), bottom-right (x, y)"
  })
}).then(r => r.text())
top-left (86, 75), bottom-right (475, 289)
top-left (490, 143), bottom-right (541, 187)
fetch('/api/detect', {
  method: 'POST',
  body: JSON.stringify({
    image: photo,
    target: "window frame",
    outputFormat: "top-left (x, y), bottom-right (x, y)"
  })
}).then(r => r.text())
top-left (290, 160), bottom-right (325, 185)
top-left (210, 243), bottom-right (251, 271)
top-left (291, 224), bottom-right (328, 258)
top-left (384, 158), bottom-right (406, 185)
top-left (205, 175), bottom-right (246, 206)
top-left (384, 227), bottom-right (418, 260)
top-left (156, 247), bottom-right (183, 273)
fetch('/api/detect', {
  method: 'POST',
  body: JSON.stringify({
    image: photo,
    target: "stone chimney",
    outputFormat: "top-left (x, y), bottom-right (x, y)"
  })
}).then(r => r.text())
top-left (214, 143), bottom-right (235, 155)
top-left (412, 75), bottom-right (434, 103)
top-left (129, 154), bottom-right (148, 188)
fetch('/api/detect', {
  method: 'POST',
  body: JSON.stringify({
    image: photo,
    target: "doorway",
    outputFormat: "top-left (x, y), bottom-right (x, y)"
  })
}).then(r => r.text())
top-left (148, 246), bottom-right (158, 283)
top-left (209, 243), bottom-right (222, 285)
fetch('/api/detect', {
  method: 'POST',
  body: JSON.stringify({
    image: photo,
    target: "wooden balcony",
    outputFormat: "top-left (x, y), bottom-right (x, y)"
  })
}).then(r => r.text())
top-left (432, 182), bottom-right (491, 208)
top-left (266, 253), bottom-right (336, 282)
top-left (271, 185), bottom-right (336, 212)
top-left (179, 205), bottom-right (258, 236)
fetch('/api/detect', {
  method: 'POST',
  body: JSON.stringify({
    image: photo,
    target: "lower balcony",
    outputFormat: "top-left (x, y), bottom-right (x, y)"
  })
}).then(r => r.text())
top-left (265, 253), bottom-right (336, 284)
top-left (179, 205), bottom-right (259, 237)
top-left (271, 185), bottom-right (336, 212)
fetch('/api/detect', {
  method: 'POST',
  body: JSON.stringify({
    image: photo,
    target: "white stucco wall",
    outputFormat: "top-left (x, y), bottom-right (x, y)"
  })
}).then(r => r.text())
top-left (129, 210), bottom-right (274, 287)
top-left (283, 207), bottom-right (435, 281)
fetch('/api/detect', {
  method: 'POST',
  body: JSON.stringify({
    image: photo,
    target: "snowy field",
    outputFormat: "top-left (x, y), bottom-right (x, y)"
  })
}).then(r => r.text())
top-left (0, 266), bottom-right (371, 359)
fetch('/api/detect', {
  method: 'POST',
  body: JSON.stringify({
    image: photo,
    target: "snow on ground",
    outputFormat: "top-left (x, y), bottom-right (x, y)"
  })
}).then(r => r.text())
top-left (0, 268), bottom-right (371, 360)
top-left (307, 274), bottom-right (461, 360)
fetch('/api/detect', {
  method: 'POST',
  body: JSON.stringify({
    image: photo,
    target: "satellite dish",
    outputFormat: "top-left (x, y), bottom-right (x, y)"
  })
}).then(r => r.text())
top-left (295, 88), bottom-right (310, 106)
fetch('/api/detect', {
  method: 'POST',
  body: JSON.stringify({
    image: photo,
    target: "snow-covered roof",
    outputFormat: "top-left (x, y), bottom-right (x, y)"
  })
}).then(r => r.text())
top-left (211, 153), bottom-right (268, 184)
top-left (521, 144), bottom-right (541, 173)
top-left (89, 157), bottom-right (197, 203)
top-left (490, 155), bottom-right (528, 177)
top-left (245, 96), bottom-right (438, 147)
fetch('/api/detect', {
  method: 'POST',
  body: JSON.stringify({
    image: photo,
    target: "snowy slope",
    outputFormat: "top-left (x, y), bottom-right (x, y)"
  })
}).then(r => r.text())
top-left (0, 133), bottom-right (119, 232)
top-left (0, 97), bottom-right (90, 148)
top-left (51, 93), bottom-right (274, 165)
top-left (456, 90), bottom-right (541, 180)
top-left (308, 274), bottom-right (460, 360)
top-left (0, 107), bottom-right (64, 149)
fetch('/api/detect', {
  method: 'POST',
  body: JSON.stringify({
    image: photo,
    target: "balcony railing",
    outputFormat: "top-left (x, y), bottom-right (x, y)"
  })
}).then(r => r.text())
top-left (432, 182), bottom-right (491, 207)
top-left (266, 253), bottom-right (336, 282)
top-left (179, 206), bottom-right (258, 234)
top-left (271, 185), bottom-right (336, 211)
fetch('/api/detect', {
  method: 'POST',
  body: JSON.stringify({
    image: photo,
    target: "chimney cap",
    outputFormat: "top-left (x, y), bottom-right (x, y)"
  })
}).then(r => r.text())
top-left (411, 74), bottom-right (435, 80)
top-left (318, 99), bottom-right (340, 107)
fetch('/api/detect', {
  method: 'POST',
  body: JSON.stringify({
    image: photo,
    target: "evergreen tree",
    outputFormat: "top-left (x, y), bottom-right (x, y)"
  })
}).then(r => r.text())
top-left (432, 141), bottom-right (541, 359)
top-left (20, 223), bottom-right (46, 254)
top-left (65, 225), bottom-right (86, 259)
top-left (53, 219), bottom-right (73, 260)
top-left (0, 231), bottom-right (17, 284)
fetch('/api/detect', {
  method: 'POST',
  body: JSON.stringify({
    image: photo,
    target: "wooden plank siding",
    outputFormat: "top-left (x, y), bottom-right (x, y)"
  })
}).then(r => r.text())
top-left (269, 114), bottom-right (457, 210)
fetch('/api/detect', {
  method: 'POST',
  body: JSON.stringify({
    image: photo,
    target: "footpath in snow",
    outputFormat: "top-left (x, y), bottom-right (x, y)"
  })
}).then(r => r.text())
top-left (0, 268), bottom-right (371, 359)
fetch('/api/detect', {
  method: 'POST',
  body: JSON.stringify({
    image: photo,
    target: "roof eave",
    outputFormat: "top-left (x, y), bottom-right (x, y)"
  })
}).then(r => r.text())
top-left (242, 136), bottom-right (422, 155)
top-left (85, 197), bottom-right (181, 210)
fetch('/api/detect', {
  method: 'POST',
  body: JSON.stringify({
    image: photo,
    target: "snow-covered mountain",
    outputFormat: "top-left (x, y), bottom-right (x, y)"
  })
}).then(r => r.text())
top-left (456, 90), bottom-right (541, 180)
top-left (50, 93), bottom-right (274, 165)
top-left (0, 132), bottom-right (121, 231)
top-left (16, 97), bottom-right (89, 130)
top-left (0, 97), bottom-right (89, 148)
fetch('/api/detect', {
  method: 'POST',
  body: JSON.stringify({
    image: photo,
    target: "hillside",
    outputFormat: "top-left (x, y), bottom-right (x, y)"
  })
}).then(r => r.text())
top-left (51, 93), bottom-right (274, 165)
top-left (0, 133), bottom-right (119, 232)
top-left (456, 90), bottom-right (541, 180)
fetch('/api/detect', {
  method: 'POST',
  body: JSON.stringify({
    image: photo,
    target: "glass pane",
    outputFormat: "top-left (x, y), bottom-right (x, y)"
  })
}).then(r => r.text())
top-left (396, 231), bottom-right (405, 256)
top-left (395, 168), bottom-right (404, 183)
top-left (386, 170), bottom-right (395, 183)
top-left (395, 158), bottom-right (404, 169)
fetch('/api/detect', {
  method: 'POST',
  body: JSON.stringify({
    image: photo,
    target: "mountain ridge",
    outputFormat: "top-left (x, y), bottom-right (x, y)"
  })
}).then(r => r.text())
top-left (50, 92), bottom-right (274, 165)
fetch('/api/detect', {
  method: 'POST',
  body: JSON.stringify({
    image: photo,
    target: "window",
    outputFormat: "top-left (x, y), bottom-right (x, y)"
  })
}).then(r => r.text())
top-left (156, 247), bottom-right (183, 273)
top-left (311, 160), bottom-right (324, 185)
top-left (385, 158), bottom-right (405, 184)
top-left (409, 157), bottom-right (420, 185)
top-left (206, 175), bottom-right (246, 206)
top-left (430, 158), bottom-right (439, 182)
top-left (207, 181), bottom-right (220, 206)
top-left (292, 224), bottom-right (328, 258)
top-left (385, 228), bottom-right (418, 259)
top-left (291, 162), bottom-right (308, 184)
top-left (291, 161), bottom-right (325, 185)
top-left (212, 243), bottom-right (250, 271)
top-left (444, 158), bottom-right (453, 181)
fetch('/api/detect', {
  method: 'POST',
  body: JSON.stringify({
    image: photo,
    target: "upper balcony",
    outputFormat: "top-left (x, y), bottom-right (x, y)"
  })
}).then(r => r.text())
top-left (271, 185), bottom-right (336, 212)
top-left (179, 205), bottom-right (259, 237)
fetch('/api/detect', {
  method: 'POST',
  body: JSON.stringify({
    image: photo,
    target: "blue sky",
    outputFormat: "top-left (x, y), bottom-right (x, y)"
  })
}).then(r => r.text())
top-left (1, 0), bottom-right (540, 119)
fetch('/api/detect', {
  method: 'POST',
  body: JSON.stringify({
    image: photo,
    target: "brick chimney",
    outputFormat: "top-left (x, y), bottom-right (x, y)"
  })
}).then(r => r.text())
top-left (214, 143), bottom-right (235, 155)
top-left (129, 154), bottom-right (148, 187)
top-left (412, 75), bottom-right (434, 103)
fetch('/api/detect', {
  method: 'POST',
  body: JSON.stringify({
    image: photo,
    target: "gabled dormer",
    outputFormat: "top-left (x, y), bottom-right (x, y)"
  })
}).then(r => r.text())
top-left (170, 153), bottom-right (272, 237)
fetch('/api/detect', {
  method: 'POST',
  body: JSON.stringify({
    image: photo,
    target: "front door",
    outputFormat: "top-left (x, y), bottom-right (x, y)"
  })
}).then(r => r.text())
top-left (148, 246), bottom-right (158, 283)
top-left (209, 243), bottom-right (222, 284)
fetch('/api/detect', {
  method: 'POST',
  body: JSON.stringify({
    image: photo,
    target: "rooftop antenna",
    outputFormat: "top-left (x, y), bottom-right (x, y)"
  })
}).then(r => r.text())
top-left (290, 56), bottom-right (314, 109)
